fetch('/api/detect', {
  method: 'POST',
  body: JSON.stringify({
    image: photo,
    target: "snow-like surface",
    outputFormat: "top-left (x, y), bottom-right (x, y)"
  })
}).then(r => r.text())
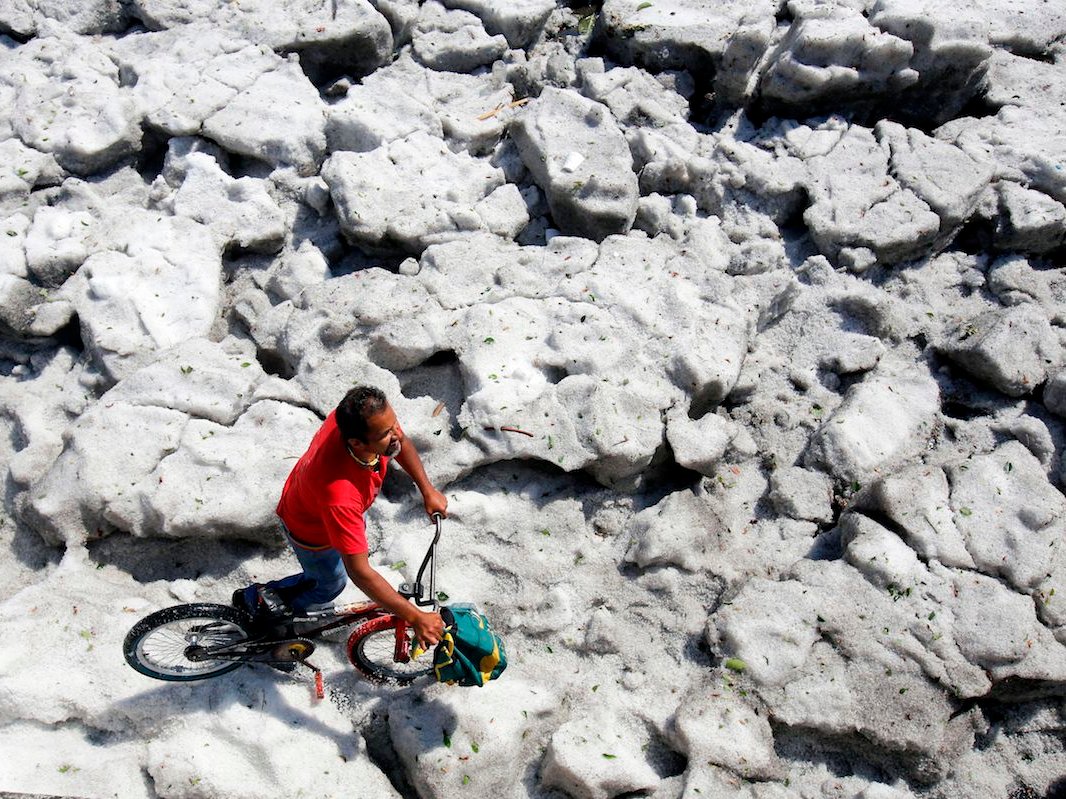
top-left (2, 1), bottom-right (1066, 798)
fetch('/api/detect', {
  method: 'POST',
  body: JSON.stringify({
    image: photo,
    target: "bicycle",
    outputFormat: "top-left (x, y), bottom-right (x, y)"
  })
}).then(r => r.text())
top-left (123, 515), bottom-right (446, 690)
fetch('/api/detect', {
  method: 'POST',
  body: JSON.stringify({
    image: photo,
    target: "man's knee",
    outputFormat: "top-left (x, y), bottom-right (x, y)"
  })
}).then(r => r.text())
top-left (321, 575), bottom-right (346, 600)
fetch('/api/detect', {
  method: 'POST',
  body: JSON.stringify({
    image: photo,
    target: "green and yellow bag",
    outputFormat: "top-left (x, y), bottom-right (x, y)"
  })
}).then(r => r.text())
top-left (433, 605), bottom-right (507, 687)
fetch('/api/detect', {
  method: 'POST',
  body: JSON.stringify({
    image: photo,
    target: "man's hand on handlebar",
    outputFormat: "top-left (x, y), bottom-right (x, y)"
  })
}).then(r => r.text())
top-left (413, 609), bottom-right (445, 648)
top-left (422, 487), bottom-right (448, 521)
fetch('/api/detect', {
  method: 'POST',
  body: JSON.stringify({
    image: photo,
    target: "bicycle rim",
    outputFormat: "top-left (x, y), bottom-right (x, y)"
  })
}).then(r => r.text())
top-left (348, 618), bottom-right (433, 684)
top-left (123, 604), bottom-right (253, 681)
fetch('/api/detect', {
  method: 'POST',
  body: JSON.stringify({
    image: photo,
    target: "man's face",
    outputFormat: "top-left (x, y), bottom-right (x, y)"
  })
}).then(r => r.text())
top-left (360, 404), bottom-right (403, 457)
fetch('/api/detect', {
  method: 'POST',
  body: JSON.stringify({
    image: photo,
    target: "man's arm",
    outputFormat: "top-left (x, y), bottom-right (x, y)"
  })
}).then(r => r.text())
top-left (341, 552), bottom-right (444, 646)
top-left (394, 433), bottom-right (448, 519)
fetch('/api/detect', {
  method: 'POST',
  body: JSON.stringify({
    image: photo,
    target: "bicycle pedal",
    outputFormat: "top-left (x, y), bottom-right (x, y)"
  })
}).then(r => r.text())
top-left (303, 663), bottom-right (325, 699)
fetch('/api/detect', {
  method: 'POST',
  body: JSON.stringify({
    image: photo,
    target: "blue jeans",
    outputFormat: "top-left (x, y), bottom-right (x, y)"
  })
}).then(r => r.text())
top-left (265, 524), bottom-right (348, 613)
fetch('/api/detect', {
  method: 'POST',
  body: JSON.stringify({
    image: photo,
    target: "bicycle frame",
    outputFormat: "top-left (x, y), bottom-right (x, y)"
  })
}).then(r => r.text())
top-left (189, 515), bottom-right (443, 666)
top-left (180, 602), bottom-right (384, 665)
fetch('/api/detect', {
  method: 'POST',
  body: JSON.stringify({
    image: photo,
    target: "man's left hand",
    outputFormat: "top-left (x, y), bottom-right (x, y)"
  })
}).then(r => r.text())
top-left (422, 487), bottom-right (448, 520)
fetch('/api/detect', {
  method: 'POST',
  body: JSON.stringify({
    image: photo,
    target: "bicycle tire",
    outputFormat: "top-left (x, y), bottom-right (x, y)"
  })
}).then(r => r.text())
top-left (347, 615), bottom-right (434, 684)
top-left (123, 603), bottom-right (255, 682)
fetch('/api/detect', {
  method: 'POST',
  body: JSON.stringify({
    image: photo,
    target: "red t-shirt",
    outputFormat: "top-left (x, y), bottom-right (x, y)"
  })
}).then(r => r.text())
top-left (276, 411), bottom-right (388, 555)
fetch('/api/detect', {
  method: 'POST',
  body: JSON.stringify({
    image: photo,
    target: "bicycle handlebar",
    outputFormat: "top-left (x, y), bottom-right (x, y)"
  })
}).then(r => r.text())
top-left (412, 513), bottom-right (443, 609)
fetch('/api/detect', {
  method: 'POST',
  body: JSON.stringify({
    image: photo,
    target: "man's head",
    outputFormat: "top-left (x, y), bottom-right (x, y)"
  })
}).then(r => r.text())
top-left (336, 386), bottom-right (403, 458)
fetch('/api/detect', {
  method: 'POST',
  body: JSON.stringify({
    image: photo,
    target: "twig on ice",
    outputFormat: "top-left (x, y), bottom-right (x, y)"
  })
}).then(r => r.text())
top-left (484, 425), bottom-right (535, 437)
top-left (477, 98), bottom-right (530, 121)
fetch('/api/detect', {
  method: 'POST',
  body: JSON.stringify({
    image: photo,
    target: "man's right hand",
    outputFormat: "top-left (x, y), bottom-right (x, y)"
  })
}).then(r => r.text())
top-left (343, 552), bottom-right (447, 648)
top-left (422, 487), bottom-right (448, 521)
top-left (413, 610), bottom-right (445, 648)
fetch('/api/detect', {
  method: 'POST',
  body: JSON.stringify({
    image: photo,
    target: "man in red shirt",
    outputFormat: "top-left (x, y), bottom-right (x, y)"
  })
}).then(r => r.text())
top-left (236, 386), bottom-right (447, 647)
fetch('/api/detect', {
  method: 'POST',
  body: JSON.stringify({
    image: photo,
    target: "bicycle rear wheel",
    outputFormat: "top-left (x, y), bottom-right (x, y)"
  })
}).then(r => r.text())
top-left (347, 615), bottom-right (434, 684)
top-left (123, 603), bottom-right (255, 681)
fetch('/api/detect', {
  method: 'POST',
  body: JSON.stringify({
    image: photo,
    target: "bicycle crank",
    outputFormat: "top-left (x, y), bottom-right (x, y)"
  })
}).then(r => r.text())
top-left (272, 638), bottom-right (316, 662)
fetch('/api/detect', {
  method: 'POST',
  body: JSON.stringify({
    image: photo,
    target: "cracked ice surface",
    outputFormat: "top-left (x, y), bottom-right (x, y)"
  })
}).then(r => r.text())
top-left (1, 1), bottom-right (1066, 798)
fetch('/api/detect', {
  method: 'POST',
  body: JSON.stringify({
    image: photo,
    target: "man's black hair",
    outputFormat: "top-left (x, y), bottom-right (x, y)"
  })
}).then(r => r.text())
top-left (336, 385), bottom-right (388, 442)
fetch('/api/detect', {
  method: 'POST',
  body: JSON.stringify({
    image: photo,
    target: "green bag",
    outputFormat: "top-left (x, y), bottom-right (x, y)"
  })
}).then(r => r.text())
top-left (433, 605), bottom-right (507, 687)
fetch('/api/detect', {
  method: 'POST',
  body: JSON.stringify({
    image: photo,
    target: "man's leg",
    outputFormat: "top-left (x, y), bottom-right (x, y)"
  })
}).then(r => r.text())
top-left (234, 528), bottom-right (347, 617)
top-left (283, 542), bottom-right (347, 613)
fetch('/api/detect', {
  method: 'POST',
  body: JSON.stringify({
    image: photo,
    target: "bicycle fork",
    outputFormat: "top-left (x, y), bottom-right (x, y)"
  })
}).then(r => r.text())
top-left (393, 619), bottom-right (415, 663)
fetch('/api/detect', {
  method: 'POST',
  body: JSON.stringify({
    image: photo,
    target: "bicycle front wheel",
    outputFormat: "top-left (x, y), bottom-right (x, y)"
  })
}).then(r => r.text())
top-left (347, 616), bottom-right (434, 684)
top-left (123, 603), bottom-right (255, 681)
